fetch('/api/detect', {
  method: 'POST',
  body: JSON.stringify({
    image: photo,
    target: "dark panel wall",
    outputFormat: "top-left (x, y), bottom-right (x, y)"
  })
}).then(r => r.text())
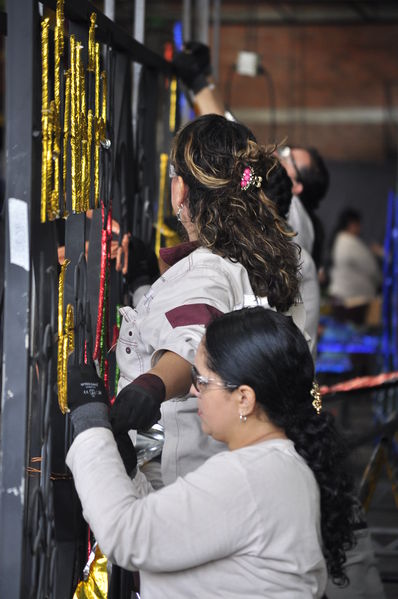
top-left (320, 159), bottom-right (395, 248)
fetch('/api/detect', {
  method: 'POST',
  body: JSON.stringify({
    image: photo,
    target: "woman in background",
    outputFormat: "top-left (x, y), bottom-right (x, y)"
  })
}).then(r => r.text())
top-left (328, 208), bottom-right (382, 325)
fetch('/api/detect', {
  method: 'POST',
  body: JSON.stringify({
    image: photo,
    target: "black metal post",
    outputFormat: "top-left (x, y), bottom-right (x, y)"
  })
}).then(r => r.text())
top-left (0, 0), bottom-right (37, 596)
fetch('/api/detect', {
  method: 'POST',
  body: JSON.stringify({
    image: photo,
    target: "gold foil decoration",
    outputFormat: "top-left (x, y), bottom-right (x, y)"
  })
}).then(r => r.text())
top-left (169, 76), bottom-right (177, 133)
top-left (101, 71), bottom-right (107, 125)
top-left (75, 41), bottom-right (83, 213)
top-left (88, 13), bottom-right (96, 73)
top-left (95, 42), bottom-right (100, 118)
top-left (81, 83), bottom-right (88, 212)
top-left (93, 42), bottom-right (101, 208)
top-left (58, 259), bottom-right (70, 340)
top-left (80, 58), bottom-right (86, 119)
top-left (73, 546), bottom-right (108, 599)
top-left (49, 100), bottom-right (60, 219)
top-left (86, 109), bottom-right (93, 210)
top-left (81, 133), bottom-right (88, 211)
top-left (46, 101), bottom-right (54, 220)
top-left (155, 153), bottom-right (169, 257)
top-left (41, 2), bottom-right (106, 220)
top-left (60, 303), bottom-right (75, 413)
top-left (63, 69), bottom-right (71, 215)
top-left (54, 0), bottom-right (64, 132)
top-left (56, 0), bottom-right (64, 58)
top-left (40, 18), bottom-right (50, 223)
top-left (76, 42), bottom-right (81, 117)
top-left (94, 118), bottom-right (100, 208)
top-left (70, 35), bottom-right (77, 212)
top-left (51, 0), bottom-right (63, 219)
top-left (57, 260), bottom-right (75, 414)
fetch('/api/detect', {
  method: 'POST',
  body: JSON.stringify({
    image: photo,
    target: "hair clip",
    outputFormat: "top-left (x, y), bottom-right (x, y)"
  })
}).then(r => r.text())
top-left (240, 166), bottom-right (263, 191)
top-left (310, 381), bottom-right (322, 415)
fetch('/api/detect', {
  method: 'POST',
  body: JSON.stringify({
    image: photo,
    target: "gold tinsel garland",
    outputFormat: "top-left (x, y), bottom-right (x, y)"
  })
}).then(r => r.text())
top-left (41, 5), bottom-right (111, 597)
top-left (40, 2), bottom-right (107, 222)
top-left (57, 259), bottom-right (74, 414)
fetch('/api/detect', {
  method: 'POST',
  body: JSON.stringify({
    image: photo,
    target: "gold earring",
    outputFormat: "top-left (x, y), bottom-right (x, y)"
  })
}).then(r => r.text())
top-left (239, 413), bottom-right (247, 423)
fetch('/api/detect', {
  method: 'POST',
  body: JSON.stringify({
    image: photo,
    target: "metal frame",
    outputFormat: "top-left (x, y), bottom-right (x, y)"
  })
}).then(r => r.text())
top-left (0, 1), bottom-right (173, 596)
top-left (0, 1), bottom-right (38, 596)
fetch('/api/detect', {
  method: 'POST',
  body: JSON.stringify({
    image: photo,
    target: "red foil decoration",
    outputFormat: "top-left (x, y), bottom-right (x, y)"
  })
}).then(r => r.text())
top-left (93, 202), bottom-right (112, 360)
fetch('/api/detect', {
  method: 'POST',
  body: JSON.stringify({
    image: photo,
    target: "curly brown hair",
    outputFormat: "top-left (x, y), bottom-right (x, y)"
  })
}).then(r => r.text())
top-left (170, 114), bottom-right (299, 312)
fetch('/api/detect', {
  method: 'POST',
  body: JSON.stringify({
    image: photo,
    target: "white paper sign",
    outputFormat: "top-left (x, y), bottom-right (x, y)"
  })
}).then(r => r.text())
top-left (8, 198), bottom-right (30, 271)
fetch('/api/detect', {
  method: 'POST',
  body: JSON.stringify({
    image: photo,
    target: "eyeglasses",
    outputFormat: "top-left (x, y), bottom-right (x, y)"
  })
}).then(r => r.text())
top-left (191, 365), bottom-right (238, 393)
top-left (278, 146), bottom-right (302, 183)
top-left (169, 163), bottom-right (177, 179)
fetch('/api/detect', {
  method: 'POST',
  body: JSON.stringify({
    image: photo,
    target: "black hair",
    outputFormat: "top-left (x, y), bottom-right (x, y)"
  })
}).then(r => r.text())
top-left (170, 114), bottom-right (300, 312)
top-left (204, 307), bottom-right (356, 585)
top-left (335, 208), bottom-right (361, 232)
top-left (296, 147), bottom-right (330, 211)
top-left (263, 160), bottom-right (293, 220)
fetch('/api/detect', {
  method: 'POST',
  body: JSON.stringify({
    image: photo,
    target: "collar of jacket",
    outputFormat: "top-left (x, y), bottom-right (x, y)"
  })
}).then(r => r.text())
top-left (159, 241), bottom-right (199, 268)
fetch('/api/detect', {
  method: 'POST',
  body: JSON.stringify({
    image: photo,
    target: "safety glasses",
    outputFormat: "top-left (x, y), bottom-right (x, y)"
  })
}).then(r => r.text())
top-left (191, 365), bottom-right (238, 393)
top-left (278, 146), bottom-right (302, 183)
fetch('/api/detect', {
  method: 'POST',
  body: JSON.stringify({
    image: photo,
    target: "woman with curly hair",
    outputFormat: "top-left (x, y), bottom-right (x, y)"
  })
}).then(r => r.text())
top-left (67, 307), bottom-right (356, 597)
top-left (109, 114), bottom-right (304, 484)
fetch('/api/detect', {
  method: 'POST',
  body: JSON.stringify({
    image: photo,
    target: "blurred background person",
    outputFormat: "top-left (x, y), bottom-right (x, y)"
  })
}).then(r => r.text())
top-left (328, 208), bottom-right (382, 325)
top-left (278, 144), bottom-right (329, 272)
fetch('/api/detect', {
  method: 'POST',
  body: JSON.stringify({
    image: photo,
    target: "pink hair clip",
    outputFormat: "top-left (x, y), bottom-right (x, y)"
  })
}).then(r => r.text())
top-left (240, 166), bottom-right (263, 191)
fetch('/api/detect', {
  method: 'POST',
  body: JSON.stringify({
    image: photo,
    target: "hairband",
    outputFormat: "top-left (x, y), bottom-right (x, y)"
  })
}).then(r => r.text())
top-left (240, 166), bottom-right (263, 191)
top-left (310, 381), bottom-right (322, 415)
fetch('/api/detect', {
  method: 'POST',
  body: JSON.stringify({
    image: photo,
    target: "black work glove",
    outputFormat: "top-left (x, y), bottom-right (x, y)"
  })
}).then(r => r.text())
top-left (67, 363), bottom-right (111, 438)
top-left (115, 432), bottom-right (138, 477)
top-left (68, 364), bottom-right (138, 475)
top-left (110, 373), bottom-right (165, 435)
top-left (173, 41), bottom-right (211, 95)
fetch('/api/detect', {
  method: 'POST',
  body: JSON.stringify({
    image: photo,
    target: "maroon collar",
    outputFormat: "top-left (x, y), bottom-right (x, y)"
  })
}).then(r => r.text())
top-left (159, 241), bottom-right (199, 267)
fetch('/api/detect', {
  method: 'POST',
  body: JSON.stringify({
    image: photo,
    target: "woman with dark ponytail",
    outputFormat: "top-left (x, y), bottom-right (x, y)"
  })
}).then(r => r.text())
top-left (203, 307), bottom-right (356, 587)
top-left (67, 306), bottom-right (355, 597)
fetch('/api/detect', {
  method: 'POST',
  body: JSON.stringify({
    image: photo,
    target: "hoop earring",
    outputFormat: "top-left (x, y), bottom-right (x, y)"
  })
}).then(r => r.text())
top-left (176, 204), bottom-right (184, 222)
top-left (239, 413), bottom-right (247, 424)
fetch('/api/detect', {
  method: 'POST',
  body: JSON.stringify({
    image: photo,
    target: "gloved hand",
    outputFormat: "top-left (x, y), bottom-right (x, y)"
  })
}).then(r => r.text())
top-left (173, 41), bottom-right (211, 95)
top-left (110, 373), bottom-right (165, 435)
top-left (67, 363), bottom-right (111, 438)
top-left (115, 432), bottom-right (138, 477)
top-left (68, 364), bottom-right (139, 475)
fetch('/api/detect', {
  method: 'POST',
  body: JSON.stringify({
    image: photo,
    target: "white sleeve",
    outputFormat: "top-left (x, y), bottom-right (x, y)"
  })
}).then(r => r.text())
top-left (66, 428), bottom-right (257, 573)
top-left (287, 196), bottom-right (315, 256)
top-left (298, 248), bottom-right (320, 358)
top-left (150, 264), bottom-right (236, 366)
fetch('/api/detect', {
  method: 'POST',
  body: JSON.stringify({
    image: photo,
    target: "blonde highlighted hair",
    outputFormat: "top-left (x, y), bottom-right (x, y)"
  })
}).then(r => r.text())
top-left (170, 114), bottom-right (299, 312)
